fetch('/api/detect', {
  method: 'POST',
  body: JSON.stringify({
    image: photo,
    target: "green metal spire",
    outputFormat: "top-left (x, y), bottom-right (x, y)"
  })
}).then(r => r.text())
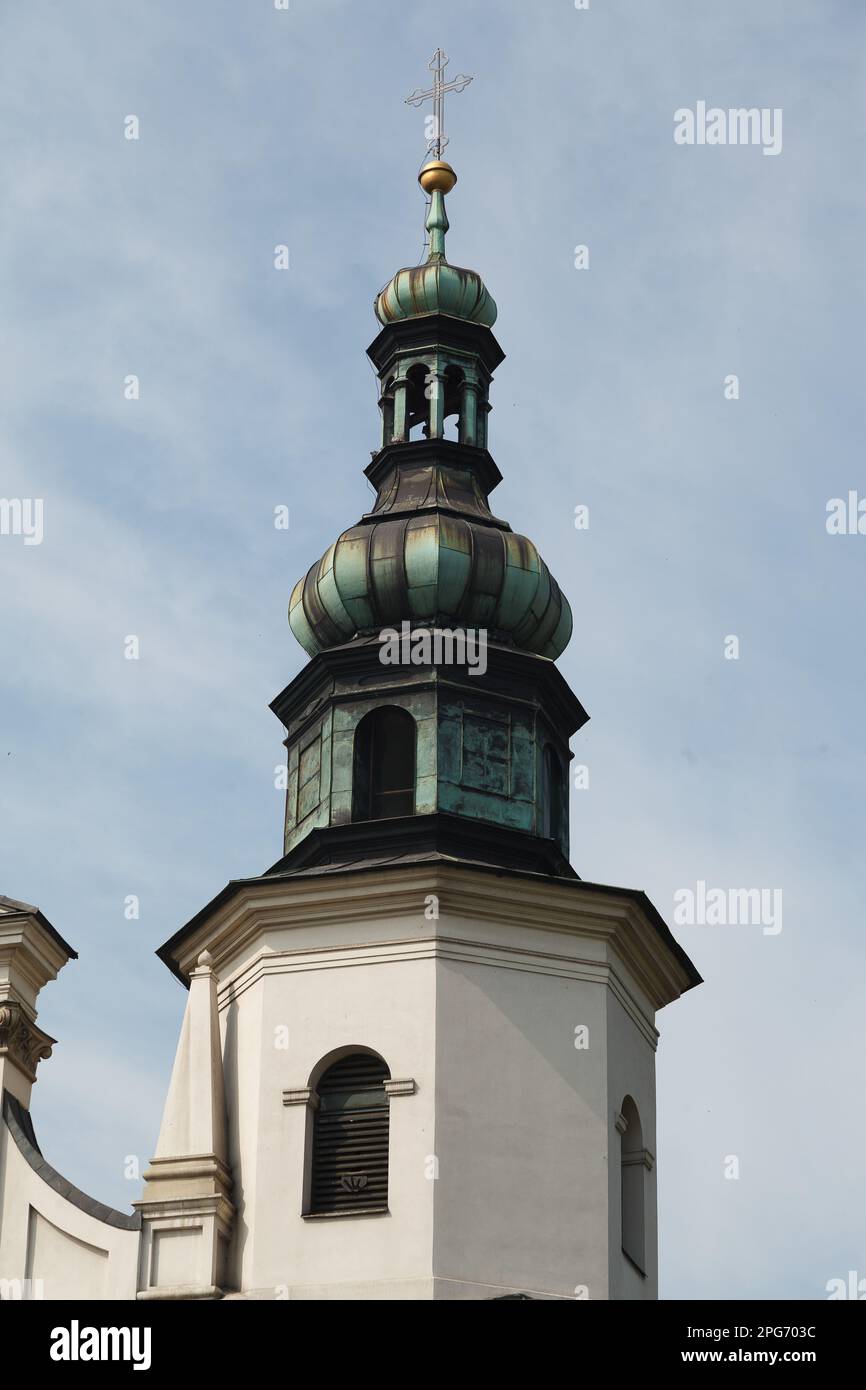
top-left (425, 189), bottom-right (449, 261)
top-left (374, 161), bottom-right (498, 327)
top-left (293, 141), bottom-right (571, 662)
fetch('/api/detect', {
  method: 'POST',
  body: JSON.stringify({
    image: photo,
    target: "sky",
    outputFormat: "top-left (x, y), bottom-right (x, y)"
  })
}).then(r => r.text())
top-left (1, 0), bottom-right (863, 1300)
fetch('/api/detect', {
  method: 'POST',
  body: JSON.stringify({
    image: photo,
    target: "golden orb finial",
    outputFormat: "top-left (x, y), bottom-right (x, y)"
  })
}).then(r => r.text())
top-left (419, 160), bottom-right (457, 195)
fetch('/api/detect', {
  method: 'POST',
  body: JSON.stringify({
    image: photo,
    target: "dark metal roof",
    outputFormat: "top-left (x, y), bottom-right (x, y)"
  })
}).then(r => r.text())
top-left (2, 1090), bottom-right (140, 1231)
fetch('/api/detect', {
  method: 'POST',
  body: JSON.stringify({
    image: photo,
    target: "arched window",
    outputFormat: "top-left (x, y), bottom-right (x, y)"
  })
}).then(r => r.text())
top-left (541, 744), bottom-right (563, 842)
top-left (380, 376), bottom-right (395, 446)
top-left (406, 363), bottom-right (431, 440)
top-left (619, 1095), bottom-right (646, 1273)
top-left (309, 1052), bottom-right (391, 1215)
top-left (443, 365), bottom-right (464, 441)
top-left (352, 706), bottom-right (416, 822)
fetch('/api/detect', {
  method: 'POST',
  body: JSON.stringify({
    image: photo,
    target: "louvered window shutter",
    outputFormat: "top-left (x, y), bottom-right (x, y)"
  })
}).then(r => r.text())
top-left (310, 1054), bottom-right (391, 1214)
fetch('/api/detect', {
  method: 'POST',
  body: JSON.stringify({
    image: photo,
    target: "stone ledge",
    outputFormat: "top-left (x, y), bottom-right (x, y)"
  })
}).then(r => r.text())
top-left (383, 1077), bottom-right (416, 1097)
top-left (136, 1284), bottom-right (224, 1301)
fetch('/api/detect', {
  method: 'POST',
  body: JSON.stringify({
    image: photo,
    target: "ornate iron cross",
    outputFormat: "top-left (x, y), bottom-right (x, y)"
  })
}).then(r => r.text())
top-left (405, 48), bottom-right (473, 160)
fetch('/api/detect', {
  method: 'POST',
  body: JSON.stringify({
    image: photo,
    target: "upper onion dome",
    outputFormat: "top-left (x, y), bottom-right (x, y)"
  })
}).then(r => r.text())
top-left (374, 162), bottom-right (497, 328)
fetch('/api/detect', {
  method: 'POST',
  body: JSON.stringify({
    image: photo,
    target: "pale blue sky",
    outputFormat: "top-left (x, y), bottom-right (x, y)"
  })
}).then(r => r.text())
top-left (1, 0), bottom-right (863, 1299)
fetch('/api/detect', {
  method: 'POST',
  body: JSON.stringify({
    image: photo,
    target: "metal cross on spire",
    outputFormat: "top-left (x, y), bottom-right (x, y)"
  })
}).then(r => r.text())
top-left (405, 48), bottom-right (473, 161)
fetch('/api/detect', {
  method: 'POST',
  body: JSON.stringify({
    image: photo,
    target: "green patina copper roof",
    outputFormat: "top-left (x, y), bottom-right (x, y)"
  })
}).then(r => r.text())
top-left (289, 445), bottom-right (572, 661)
top-left (289, 516), bottom-right (571, 659)
top-left (288, 161), bottom-right (571, 664)
top-left (375, 189), bottom-right (497, 328)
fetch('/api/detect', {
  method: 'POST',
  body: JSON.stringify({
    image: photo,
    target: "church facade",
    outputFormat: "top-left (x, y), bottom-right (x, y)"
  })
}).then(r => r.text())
top-left (0, 154), bottom-right (700, 1301)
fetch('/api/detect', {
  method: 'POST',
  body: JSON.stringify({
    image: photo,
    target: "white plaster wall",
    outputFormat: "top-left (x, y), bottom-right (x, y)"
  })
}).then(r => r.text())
top-left (0, 1057), bottom-right (33, 1109)
top-left (0, 1121), bottom-right (138, 1300)
top-left (221, 965), bottom-right (263, 1287)
top-left (198, 873), bottom-right (679, 1302)
top-left (606, 982), bottom-right (659, 1301)
top-left (432, 955), bottom-right (610, 1299)
top-left (222, 943), bottom-right (437, 1298)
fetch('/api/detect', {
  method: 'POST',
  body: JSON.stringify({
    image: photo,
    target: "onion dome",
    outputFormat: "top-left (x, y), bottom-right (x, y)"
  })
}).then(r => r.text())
top-left (289, 158), bottom-right (571, 665)
top-left (374, 162), bottom-right (497, 328)
top-left (289, 442), bottom-right (572, 661)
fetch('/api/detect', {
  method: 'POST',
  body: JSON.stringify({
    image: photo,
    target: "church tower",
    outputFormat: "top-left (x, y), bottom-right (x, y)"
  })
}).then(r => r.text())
top-left (281, 154), bottom-right (575, 880)
top-left (138, 135), bottom-right (701, 1302)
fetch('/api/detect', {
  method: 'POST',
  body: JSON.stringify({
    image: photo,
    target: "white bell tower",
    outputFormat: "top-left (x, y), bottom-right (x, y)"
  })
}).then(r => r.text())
top-left (139, 860), bottom-right (697, 1301)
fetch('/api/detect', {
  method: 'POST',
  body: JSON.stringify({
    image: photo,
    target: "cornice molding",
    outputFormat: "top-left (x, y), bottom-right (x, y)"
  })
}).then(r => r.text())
top-left (138, 1154), bottom-right (234, 1208)
top-left (159, 862), bottom-right (696, 1026)
top-left (220, 934), bottom-right (620, 1021)
top-left (0, 911), bottom-right (76, 1014)
top-left (366, 315), bottom-right (506, 378)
